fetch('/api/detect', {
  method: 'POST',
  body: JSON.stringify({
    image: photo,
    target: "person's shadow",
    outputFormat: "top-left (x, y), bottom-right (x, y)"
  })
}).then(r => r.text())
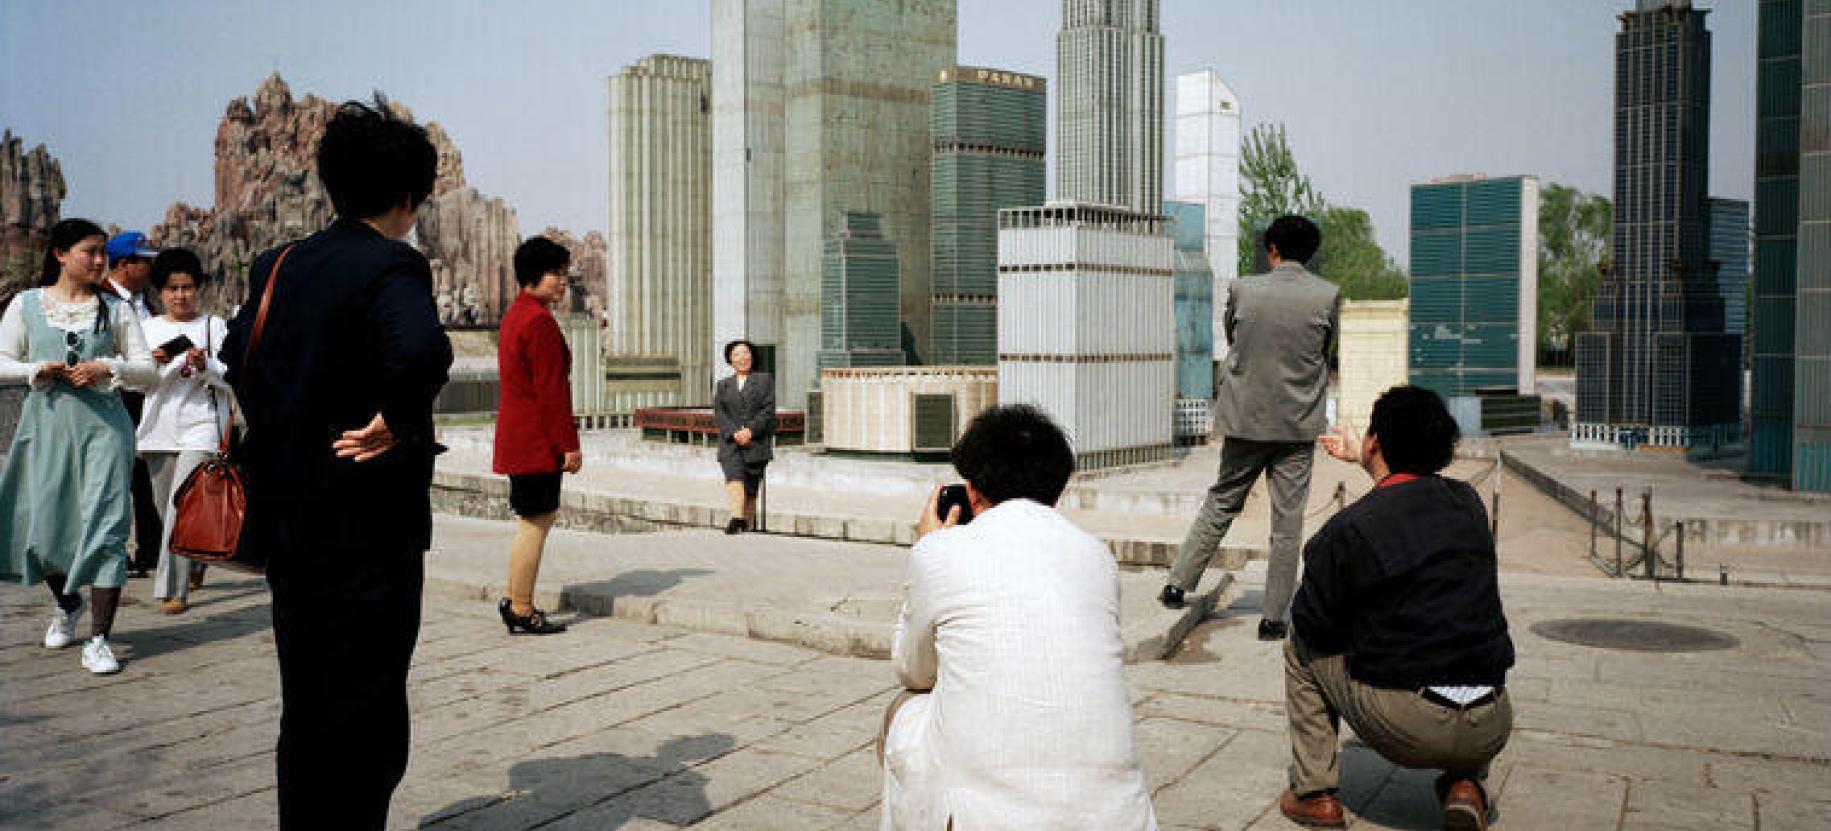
top-left (559, 568), bottom-right (712, 616)
top-left (114, 576), bottom-right (275, 662)
top-left (420, 733), bottom-right (736, 829)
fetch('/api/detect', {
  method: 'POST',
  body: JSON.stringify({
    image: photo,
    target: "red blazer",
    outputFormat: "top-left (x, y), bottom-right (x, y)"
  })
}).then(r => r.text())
top-left (493, 292), bottom-right (580, 474)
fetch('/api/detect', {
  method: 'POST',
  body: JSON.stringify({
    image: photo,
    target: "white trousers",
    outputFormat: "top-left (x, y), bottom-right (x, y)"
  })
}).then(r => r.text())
top-left (142, 450), bottom-right (212, 601)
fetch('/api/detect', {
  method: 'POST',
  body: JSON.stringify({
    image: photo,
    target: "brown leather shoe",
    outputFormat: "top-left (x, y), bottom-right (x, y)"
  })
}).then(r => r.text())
top-left (1278, 788), bottom-right (1346, 828)
top-left (1442, 779), bottom-right (1489, 830)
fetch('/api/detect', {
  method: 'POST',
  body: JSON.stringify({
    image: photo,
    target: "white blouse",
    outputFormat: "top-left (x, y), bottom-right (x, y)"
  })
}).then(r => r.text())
top-left (0, 288), bottom-right (157, 392)
top-left (136, 315), bottom-right (232, 452)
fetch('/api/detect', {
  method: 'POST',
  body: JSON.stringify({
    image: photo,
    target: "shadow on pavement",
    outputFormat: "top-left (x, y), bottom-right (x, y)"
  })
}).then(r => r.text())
top-left (1339, 740), bottom-right (1466, 831)
top-left (420, 733), bottom-right (736, 828)
top-left (115, 582), bottom-right (273, 663)
top-left (559, 568), bottom-right (714, 616)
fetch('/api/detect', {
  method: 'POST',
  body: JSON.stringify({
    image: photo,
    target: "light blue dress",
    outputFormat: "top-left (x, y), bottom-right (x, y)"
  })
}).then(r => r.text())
top-left (0, 290), bottom-right (135, 590)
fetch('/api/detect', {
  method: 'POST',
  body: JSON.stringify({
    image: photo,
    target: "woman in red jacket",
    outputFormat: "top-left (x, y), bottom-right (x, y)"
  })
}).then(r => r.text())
top-left (493, 237), bottom-right (581, 635)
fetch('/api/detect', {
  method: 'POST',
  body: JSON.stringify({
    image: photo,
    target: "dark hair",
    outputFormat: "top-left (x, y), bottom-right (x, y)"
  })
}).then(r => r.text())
top-left (513, 237), bottom-right (571, 288)
top-left (724, 339), bottom-right (755, 365)
top-left (949, 404), bottom-right (1076, 506)
top-left (38, 218), bottom-right (108, 286)
top-left (150, 248), bottom-right (208, 291)
top-left (1368, 385), bottom-right (1460, 475)
top-left (316, 96), bottom-right (439, 219)
top-left (1263, 214), bottom-right (1321, 264)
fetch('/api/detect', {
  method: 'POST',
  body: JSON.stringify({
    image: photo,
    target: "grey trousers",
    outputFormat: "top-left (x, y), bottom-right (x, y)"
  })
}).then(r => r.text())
top-left (143, 450), bottom-right (212, 601)
top-left (1166, 437), bottom-right (1314, 622)
top-left (1284, 633), bottom-right (1511, 795)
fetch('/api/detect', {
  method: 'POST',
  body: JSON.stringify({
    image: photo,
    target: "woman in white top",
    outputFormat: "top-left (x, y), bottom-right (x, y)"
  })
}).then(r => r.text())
top-left (0, 218), bottom-right (157, 675)
top-left (136, 248), bottom-right (231, 615)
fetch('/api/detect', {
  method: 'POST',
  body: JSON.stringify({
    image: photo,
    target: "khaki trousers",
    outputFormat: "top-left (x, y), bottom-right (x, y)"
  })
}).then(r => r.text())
top-left (1284, 634), bottom-right (1512, 795)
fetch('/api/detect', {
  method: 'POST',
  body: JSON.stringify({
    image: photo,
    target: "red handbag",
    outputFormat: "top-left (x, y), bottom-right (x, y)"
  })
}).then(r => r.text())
top-left (169, 245), bottom-right (293, 573)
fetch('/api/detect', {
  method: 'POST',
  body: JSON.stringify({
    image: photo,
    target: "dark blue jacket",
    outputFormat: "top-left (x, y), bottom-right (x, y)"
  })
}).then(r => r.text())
top-left (223, 218), bottom-right (452, 558)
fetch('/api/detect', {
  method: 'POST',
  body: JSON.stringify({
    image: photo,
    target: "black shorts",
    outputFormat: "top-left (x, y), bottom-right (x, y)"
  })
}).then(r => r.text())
top-left (508, 473), bottom-right (562, 517)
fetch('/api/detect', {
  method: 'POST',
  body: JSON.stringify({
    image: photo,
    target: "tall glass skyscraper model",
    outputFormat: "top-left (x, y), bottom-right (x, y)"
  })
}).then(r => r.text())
top-left (819, 212), bottom-right (905, 370)
top-left (711, 0), bottom-right (956, 406)
top-left (606, 54), bottom-right (714, 410)
top-left (1408, 174), bottom-right (1540, 399)
top-left (1750, 0), bottom-right (1830, 490)
top-left (1706, 198), bottom-right (1749, 338)
top-left (930, 67), bottom-right (1047, 366)
top-left (1168, 200), bottom-right (1215, 443)
top-left (1172, 69), bottom-right (1241, 361)
top-left (1575, 0), bottom-right (1741, 450)
top-left (1057, 0), bottom-right (1163, 215)
top-left (712, 0), bottom-right (786, 381)
top-left (997, 0), bottom-right (1174, 469)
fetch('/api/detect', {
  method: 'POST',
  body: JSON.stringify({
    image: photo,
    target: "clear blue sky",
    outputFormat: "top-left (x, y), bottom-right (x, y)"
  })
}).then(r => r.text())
top-left (2, 1), bottom-right (1754, 265)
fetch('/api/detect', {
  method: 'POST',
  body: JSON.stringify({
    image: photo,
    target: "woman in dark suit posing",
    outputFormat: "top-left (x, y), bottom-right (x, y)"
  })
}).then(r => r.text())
top-left (712, 340), bottom-right (775, 534)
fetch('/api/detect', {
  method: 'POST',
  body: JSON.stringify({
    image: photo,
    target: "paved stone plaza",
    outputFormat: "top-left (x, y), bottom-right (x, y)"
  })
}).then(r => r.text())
top-left (2, 515), bottom-right (1827, 830)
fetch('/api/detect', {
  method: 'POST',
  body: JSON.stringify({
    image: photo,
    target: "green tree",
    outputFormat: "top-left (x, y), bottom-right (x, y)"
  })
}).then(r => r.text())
top-left (1314, 206), bottom-right (1408, 300)
top-left (1236, 123), bottom-right (1406, 300)
top-left (1237, 123), bottom-right (1324, 277)
top-left (1537, 183), bottom-right (1611, 359)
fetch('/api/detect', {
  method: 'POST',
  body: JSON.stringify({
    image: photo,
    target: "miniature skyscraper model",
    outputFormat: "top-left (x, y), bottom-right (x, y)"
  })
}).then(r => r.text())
top-left (1575, 0), bottom-right (1741, 451)
top-left (1173, 69), bottom-right (1241, 362)
top-left (712, 0), bottom-right (786, 379)
top-left (997, 0), bottom-right (1174, 469)
top-left (1408, 174), bottom-right (1540, 399)
top-left (606, 55), bottom-right (714, 412)
top-left (931, 67), bottom-right (1047, 366)
top-left (1749, 0), bottom-right (1830, 490)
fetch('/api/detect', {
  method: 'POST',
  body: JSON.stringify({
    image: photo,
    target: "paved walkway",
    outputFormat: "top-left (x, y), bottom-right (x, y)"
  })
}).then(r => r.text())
top-left (2, 516), bottom-right (1827, 830)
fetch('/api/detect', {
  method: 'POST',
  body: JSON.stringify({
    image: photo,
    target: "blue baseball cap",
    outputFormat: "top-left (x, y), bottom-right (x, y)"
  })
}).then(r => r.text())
top-left (106, 232), bottom-right (159, 265)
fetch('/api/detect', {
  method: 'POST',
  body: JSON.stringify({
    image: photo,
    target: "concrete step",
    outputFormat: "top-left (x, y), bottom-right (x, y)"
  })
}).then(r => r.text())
top-left (432, 469), bottom-right (1264, 570)
top-left (421, 514), bottom-right (1244, 664)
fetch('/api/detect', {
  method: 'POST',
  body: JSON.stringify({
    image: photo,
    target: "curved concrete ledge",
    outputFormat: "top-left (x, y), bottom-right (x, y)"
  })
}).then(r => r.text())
top-left (431, 469), bottom-right (1263, 570)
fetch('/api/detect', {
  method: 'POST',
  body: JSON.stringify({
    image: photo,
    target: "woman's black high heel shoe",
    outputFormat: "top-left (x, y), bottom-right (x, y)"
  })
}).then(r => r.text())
top-left (498, 598), bottom-right (567, 635)
top-left (724, 518), bottom-right (747, 535)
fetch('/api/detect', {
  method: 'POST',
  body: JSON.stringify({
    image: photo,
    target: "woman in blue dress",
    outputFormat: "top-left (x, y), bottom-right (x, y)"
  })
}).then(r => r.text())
top-left (0, 218), bottom-right (156, 674)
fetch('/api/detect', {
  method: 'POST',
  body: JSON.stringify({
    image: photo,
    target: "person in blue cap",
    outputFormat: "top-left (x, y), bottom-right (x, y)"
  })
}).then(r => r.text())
top-left (104, 231), bottom-right (166, 578)
top-left (104, 231), bottom-right (159, 321)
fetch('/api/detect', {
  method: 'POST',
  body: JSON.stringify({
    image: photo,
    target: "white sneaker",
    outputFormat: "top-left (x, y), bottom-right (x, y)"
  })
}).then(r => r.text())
top-left (81, 636), bottom-right (121, 674)
top-left (43, 598), bottom-right (83, 649)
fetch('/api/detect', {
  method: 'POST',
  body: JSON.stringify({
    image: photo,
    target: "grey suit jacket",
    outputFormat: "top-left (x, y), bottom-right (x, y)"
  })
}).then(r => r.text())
top-left (713, 371), bottom-right (776, 469)
top-left (1212, 261), bottom-right (1341, 442)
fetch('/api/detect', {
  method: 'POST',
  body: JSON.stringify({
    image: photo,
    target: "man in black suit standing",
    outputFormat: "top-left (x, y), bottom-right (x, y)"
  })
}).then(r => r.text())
top-left (222, 97), bottom-right (452, 831)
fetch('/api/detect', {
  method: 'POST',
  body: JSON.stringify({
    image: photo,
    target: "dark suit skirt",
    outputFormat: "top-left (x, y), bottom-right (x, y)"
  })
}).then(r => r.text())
top-left (719, 454), bottom-right (767, 496)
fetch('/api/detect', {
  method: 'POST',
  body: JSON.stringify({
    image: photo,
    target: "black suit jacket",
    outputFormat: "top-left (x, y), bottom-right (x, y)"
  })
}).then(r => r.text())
top-left (223, 218), bottom-right (453, 558)
top-left (712, 372), bottom-right (776, 467)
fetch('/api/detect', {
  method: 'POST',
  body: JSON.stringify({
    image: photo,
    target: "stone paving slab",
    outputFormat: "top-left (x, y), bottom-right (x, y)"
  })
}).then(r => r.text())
top-left (2, 524), bottom-right (1828, 830)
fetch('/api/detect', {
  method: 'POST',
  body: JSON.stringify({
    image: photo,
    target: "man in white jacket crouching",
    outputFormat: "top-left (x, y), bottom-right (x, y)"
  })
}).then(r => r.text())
top-left (881, 404), bottom-right (1158, 831)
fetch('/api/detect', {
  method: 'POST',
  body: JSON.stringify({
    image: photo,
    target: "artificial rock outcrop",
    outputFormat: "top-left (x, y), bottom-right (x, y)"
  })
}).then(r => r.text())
top-left (149, 74), bottom-right (593, 324)
top-left (0, 131), bottom-right (67, 306)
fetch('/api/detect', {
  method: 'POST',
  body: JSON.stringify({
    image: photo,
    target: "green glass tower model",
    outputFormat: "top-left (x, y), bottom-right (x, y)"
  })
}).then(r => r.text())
top-left (1750, 0), bottom-right (1830, 490)
top-left (818, 212), bottom-right (904, 371)
top-left (930, 67), bottom-right (1046, 366)
top-left (1408, 175), bottom-right (1539, 399)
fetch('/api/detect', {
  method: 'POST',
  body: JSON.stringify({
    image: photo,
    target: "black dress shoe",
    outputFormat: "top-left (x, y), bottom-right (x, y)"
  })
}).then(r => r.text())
top-left (724, 518), bottom-right (747, 535)
top-left (498, 598), bottom-right (567, 635)
top-left (1158, 585), bottom-right (1186, 609)
top-left (1258, 619), bottom-right (1288, 640)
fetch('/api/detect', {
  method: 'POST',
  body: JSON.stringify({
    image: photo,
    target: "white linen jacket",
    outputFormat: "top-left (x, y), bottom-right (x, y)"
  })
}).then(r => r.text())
top-left (887, 498), bottom-right (1158, 831)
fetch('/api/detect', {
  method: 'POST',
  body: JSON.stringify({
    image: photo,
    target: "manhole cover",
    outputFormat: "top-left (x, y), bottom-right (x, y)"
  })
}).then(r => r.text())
top-left (1529, 618), bottom-right (1739, 653)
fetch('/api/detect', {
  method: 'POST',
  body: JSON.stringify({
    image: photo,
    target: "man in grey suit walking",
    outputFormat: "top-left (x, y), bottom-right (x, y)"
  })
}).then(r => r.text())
top-left (1160, 215), bottom-right (1340, 641)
